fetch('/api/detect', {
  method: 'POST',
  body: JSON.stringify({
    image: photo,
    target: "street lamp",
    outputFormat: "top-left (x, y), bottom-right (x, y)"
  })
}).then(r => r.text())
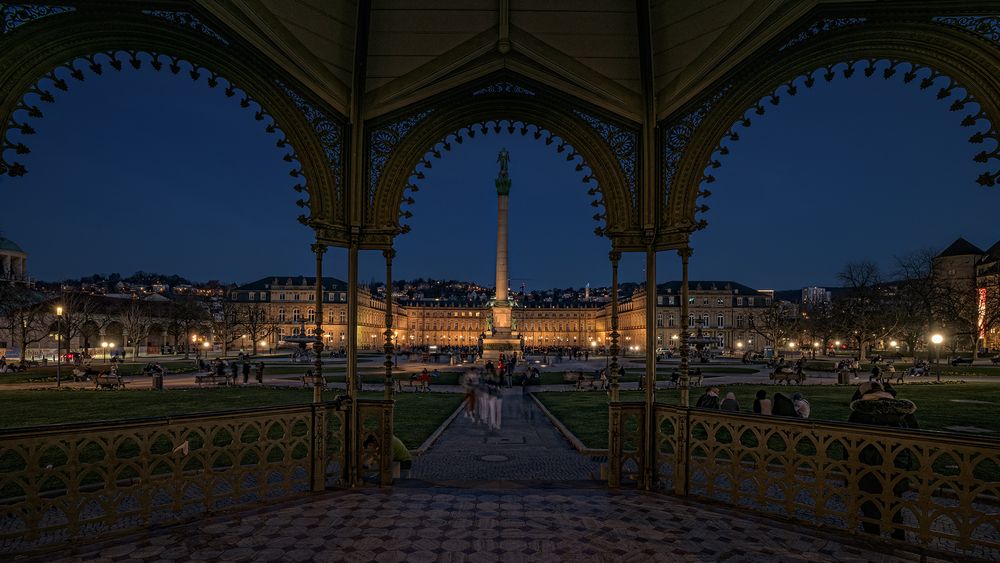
top-left (931, 333), bottom-right (943, 365)
top-left (101, 341), bottom-right (109, 361)
top-left (55, 306), bottom-right (63, 387)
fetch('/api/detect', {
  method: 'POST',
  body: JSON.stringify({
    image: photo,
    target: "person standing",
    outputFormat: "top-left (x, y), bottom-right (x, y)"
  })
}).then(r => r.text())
top-left (256, 361), bottom-right (265, 384)
top-left (242, 361), bottom-right (250, 384)
top-left (229, 360), bottom-right (239, 384)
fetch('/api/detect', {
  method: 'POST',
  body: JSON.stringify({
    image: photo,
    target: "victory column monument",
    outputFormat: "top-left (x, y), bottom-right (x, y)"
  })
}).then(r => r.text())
top-left (482, 149), bottom-right (522, 361)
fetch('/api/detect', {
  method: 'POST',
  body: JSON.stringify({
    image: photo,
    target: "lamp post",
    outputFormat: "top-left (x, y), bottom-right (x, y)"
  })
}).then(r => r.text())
top-left (55, 306), bottom-right (63, 387)
top-left (101, 341), bottom-right (108, 361)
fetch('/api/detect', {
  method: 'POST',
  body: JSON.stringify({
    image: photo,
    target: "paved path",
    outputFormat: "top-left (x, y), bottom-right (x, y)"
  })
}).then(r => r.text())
top-left (408, 388), bottom-right (601, 483)
top-left (45, 485), bottom-right (945, 563)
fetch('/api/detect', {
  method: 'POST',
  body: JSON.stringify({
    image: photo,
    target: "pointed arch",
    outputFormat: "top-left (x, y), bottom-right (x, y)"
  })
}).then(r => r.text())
top-left (0, 6), bottom-right (349, 243)
top-left (660, 17), bottom-right (1000, 247)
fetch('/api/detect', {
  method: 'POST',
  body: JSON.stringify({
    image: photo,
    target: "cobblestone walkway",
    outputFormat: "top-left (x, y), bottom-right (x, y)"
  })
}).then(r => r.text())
top-left (408, 388), bottom-right (601, 483)
top-left (48, 486), bottom-right (945, 563)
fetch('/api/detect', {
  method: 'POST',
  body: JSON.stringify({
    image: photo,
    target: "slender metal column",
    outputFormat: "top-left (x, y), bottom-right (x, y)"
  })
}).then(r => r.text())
top-left (644, 246), bottom-right (656, 490)
top-left (609, 250), bottom-right (621, 401)
top-left (383, 248), bottom-right (395, 400)
top-left (678, 247), bottom-right (692, 407)
top-left (312, 243), bottom-right (327, 403)
top-left (347, 243), bottom-right (359, 397)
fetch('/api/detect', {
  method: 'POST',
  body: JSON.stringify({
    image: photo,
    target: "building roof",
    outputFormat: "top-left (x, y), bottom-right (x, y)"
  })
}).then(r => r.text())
top-left (236, 276), bottom-right (347, 291)
top-left (656, 281), bottom-right (763, 294)
top-left (0, 237), bottom-right (24, 253)
top-left (983, 240), bottom-right (1000, 261)
top-left (937, 238), bottom-right (985, 258)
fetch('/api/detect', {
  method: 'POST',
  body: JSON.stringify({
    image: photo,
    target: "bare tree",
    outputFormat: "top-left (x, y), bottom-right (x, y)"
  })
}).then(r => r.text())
top-left (56, 292), bottom-right (99, 353)
top-left (166, 297), bottom-right (208, 359)
top-left (211, 301), bottom-right (242, 358)
top-left (893, 249), bottom-right (942, 360)
top-left (749, 300), bottom-right (799, 351)
top-left (836, 261), bottom-right (899, 361)
top-left (0, 286), bottom-right (51, 363)
top-left (801, 301), bottom-right (839, 355)
top-left (117, 300), bottom-right (151, 360)
top-left (238, 302), bottom-right (276, 356)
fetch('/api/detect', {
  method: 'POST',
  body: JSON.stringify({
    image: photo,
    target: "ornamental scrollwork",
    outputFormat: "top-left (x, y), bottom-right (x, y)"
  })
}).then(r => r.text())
top-left (933, 16), bottom-right (1000, 47)
top-left (778, 18), bottom-right (867, 52)
top-left (472, 81), bottom-right (535, 96)
top-left (395, 119), bottom-right (609, 237)
top-left (572, 110), bottom-right (638, 225)
top-left (661, 86), bottom-right (730, 212)
top-left (367, 109), bottom-right (434, 213)
top-left (279, 82), bottom-right (346, 222)
top-left (141, 10), bottom-right (230, 46)
top-left (0, 3), bottom-right (73, 34)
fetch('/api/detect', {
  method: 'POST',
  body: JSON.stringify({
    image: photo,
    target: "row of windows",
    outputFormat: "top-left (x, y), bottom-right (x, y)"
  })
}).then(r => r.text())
top-left (234, 291), bottom-right (348, 302)
top-left (658, 296), bottom-right (767, 306)
top-left (655, 313), bottom-right (750, 328)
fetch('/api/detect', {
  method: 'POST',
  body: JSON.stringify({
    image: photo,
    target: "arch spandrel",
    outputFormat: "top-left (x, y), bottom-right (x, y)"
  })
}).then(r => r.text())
top-left (362, 77), bottom-right (646, 251)
top-left (658, 17), bottom-right (1000, 251)
top-left (0, 7), bottom-right (350, 245)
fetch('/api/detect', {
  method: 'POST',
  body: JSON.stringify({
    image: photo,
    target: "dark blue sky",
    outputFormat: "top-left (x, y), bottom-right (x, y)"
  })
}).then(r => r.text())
top-left (2, 62), bottom-right (997, 290)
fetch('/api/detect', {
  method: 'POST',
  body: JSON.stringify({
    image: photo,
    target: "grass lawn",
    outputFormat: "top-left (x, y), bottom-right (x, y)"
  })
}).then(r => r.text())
top-left (534, 382), bottom-right (1000, 449)
top-left (0, 360), bottom-right (200, 384)
top-left (0, 387), bottom-right (463, 450)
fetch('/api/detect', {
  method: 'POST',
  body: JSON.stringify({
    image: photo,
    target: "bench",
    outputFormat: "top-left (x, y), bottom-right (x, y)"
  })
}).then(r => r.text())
top-left (575, 377), bottom-right (599, 390)
top-left (563, 371), bottom-right (583, 383)
top-left (396, 379), bottom-right (428, 392)
top-left (94, 374), bottom-right (126, 390)
top-left (195, 374), bottom-right (230, 386)
top-left (950, 357), bottom-right (974, 366)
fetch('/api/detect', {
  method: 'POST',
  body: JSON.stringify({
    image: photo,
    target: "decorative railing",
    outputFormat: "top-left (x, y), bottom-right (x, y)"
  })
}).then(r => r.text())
top-left (0, 398), bottom-right (389, 556)
top-left (607, 402), bottom-right (646, 488)
top-left (641, 404), bottom-right (1000, 560)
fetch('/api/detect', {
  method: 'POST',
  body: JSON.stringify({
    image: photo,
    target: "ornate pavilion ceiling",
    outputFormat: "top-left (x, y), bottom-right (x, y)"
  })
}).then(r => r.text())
top-left (197, 0), bottom-right (866, 124)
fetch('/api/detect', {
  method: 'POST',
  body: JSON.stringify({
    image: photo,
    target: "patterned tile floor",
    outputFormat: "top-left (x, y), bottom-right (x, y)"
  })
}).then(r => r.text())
top-left (44, 485), bottom-right (947, 563)
top-left (37, 385), bottom-right (953, 563)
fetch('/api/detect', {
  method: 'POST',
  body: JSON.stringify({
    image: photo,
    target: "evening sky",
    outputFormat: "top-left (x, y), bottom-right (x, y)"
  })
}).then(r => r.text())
top-left (2, 63), bottom-right (996, 291)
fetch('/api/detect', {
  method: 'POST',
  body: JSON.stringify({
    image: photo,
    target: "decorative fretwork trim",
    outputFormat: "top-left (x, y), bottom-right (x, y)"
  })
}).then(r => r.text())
top-left (661, 87), bottom-right (730, 210)
top-left (0, 3), bottom-right (73, 34)
top-left (933, 15), bottom-right (1000, 47)
top-left (367, 109), bottom-right (434, 211)
top-left (142, 9), bottom-right (230, 46)
top-left (472, 81), bottom-right (536, 96)
top-left (394, 119), bottom-right (608, 236)
top-left (778, 18), bottom-right (867, 51)
top-left (279, 82), bottom-right (345, 220)
top-left (573, 110), bottom-right (638, 224)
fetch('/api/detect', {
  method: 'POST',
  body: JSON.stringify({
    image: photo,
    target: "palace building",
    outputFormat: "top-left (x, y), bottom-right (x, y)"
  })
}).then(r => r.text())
top-left (230, 277), bottom-right (772, 354)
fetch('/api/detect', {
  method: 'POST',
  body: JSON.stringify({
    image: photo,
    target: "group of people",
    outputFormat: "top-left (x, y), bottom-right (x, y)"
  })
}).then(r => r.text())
top-left (696, 386), bottom-right (812, 419)
top-left (462, 367), bottom-right (505, 430)
top-left (201, 357), bottom-right (265, 384)
top-left (484, 353), bottom-right (518, 388)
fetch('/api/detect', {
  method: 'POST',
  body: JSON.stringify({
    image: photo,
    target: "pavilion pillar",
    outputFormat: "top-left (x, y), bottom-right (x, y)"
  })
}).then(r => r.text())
top-left (608, 250), bottom-right (621, 401)
top-left (383, 248), bottom-right (395, 400)
top-left (678, 247), bottom-right (692, 407)
top-left (644, 246), bottom-right (657, 490)
top-left (312, 244), bottom-right (326, 403)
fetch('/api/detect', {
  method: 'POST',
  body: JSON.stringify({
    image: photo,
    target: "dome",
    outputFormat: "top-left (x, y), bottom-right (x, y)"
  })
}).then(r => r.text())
top-left (0, 237), bottom-right (24, 254)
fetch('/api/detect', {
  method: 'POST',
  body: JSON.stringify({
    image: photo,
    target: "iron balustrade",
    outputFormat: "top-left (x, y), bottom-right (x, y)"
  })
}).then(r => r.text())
top-left (609, 404), bottom-right (1000, 560)
top-left (0, 398), bottom-right (392, 556)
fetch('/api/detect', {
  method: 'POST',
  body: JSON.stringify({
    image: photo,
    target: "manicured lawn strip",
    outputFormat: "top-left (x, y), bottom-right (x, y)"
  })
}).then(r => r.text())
top-left (0, 387), bottom-right (314, 428)
top-left (359, 391), bottom-right (464, 450)
top-left (534, 382), bottom-right (1000, 450)
top-left (0, 361), bottom-right (201, 383)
